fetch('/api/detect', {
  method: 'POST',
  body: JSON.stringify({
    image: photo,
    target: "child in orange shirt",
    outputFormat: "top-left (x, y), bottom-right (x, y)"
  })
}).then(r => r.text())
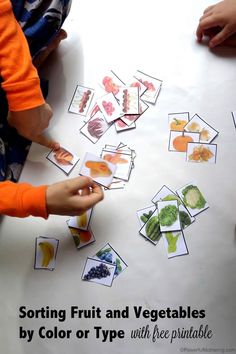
top-left (0, 0), bottom-right (104, 218)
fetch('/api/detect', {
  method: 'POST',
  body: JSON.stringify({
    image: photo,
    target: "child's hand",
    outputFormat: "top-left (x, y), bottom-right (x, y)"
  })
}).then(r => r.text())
top-left (46, 176), bottom-right (104, 216)
top-left (196, 0), bottom-right (236, 47)
top-left (8, 103), bottom-right (59, 149)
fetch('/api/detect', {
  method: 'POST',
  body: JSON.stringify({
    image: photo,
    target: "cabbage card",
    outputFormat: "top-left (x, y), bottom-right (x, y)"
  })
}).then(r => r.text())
top-left (139, 208), bottom-right (161, 245)
top-left (186, 143), bottom-right (217, 164)
top-left (80, 110), bottom-right (112, 144)
top-left (93, 243), bottom-right (128, 279)
top-left (79, 152), bottom-right (117, 188)
top-left (176, 183), bottom-right (209, 217)
top-left (81, 257), bottom-right (116, 287)
top-left (68, 85), bottom-right (94, 116)
top-left (162, 231), bottom-right (189, 258)
top-left (46, 147), bottom-right (80, 175)
top-left (67, 208), bottom-right (93, 231)
top-left (96, 92), bottom-right (123, 123)
top-left (157, 200), bottom-right (181, 232)
top-left (34, 237), bottom-right (59, 271)
top-left (168, 131), bottom-right (200, 152)
top-left (133, 70), bottom-right (162, 104)
top-left (184, 114), bottom-right (219, 143)
top-left (136, 205), bottom-right (156, 227)
top-left (68, 226), bottom-right (95, 250)
top-left (168, 112), bottom-right (189, 131)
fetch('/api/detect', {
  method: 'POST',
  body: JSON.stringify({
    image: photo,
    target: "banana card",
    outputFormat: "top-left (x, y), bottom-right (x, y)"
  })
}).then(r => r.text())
top-left (34, 237), bottom-right (59, 271)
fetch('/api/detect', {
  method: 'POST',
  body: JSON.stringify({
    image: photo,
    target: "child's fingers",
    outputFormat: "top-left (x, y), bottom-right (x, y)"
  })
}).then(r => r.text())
top-left (209, 25), bottom-right (234, 47)
top-left (203, 5), bottom-right (214, 14)
top-left (73, 190), bottom-right (104, 211)
top-left (196, 16), bottom-right (220, 41)
top-left (67, 176), bottom-right (94, 193)
top-left (32, 134), bottom-right (60, 150)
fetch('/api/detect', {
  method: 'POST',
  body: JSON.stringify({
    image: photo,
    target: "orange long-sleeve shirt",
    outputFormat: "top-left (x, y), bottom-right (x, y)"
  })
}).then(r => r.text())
top-left (0, 0), bottom-right (48, 218)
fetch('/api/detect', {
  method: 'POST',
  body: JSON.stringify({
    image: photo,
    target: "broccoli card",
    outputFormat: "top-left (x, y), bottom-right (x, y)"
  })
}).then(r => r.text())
top-left (162, 231), bottom-right (189, 258)
top-left (176, 183), bottom-right (209, 217)
top-left (157, 200), bottom-right (181, 232)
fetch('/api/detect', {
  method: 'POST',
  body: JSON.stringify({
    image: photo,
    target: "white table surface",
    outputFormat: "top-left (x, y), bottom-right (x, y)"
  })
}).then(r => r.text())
top-left (0, 1), bottom-right (236, 353)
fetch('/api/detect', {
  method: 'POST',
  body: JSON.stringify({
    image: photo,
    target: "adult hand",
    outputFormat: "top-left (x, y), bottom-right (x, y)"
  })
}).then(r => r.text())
top-left (196, 0), bottom-right (236, 47)
top-left (46, 176), bottom-right (104, 216)
top-left (8, 103), bottom-right (59, 149)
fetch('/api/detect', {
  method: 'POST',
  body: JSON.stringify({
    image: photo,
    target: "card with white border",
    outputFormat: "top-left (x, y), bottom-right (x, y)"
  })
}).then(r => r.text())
top-left (96, 92), bottom-right (122, 123)
top-left (162, 231), bottom-right (189, 258)
top-left (176, 183), bottom-right (209, 217)
top-left (168, 112), bottom-right (189, 131)
top-left (168, 131), bottom-right (200, 152)
top-left (82, 257), bottom-right (116, 287)
top-left (114, 119), bottom-right (136, 132)
top-left (67, 208), bottom-right (93, 231)
top-left (186, 143), bottom-right (217, 164)
top-left (184, 114), bottom-right (219, 143)
top-left (117, 87), bottom-right (139, 115)
top-left (46, 147), bottom-right (80, 175)
top-left (79, 152), bottom-right (117, 188)
top-left (68, 226), bottom-right (95, 250)
top-left (157, 200), bottom-right (181, 232)
top-left (134, 70), bottom-right (162, 104)
top-left (99, 70), bottom-right (125, 96)
top-left (93, 243), bottom-right (128, 279)
top-left (101, 149), bottom-right (133, 181)
top-left (68, 85), bottom-right (94, 116)
top-left (120, 100), bottom-right (149, 126)
top-left (137, 205), bottom-right (156, 227)
top-left (126, 76), bottom-right (147, 96)
top-left (104, 179), bottom-right (126, 190)
top-left (80, 110), bottom-right (112, 144)
top-left (139, 208), bottom-right (162, 245)
top-left (34, 237), bottom-right (59, 271)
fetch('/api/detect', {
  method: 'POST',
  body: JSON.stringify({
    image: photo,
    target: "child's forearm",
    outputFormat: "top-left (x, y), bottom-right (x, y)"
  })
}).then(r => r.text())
top-left (0, 0), bottom-right (44, 111)
top-left (0, 181), bottom-right (48, 218)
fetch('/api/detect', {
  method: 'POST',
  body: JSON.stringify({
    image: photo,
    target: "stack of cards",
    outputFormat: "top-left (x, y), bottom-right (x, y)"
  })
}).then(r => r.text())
top-left (137, 182), bottom-right (209, 258)
top-left (82, 243), bottom-right (128, 287)
top-left (168, 113), bottom-right (218, 164)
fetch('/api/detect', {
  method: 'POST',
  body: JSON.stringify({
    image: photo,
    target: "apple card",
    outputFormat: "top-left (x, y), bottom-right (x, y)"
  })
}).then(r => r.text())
top-left (114, 119), bottom-right (136, 132)
top-left (117, 87), bottom-right (139, 115)
top-left (231, 111), bottom-right (236, 129)
top-left (120, 100), bottom-right (149, 126)
top-left (68, 85), bottom-right (94, 116)
top-left (67, 208), bottom-right (93, 231)
top-left (82, 257), bottom-right (116, 287)
top-left (126, 76), bottom-right (147, 96)
top-left (34, 237), bottom-right (59, 271)
top-left (137, 205), bottom-right (156, 227)
top-left (79, 152), bottom-right (117, 188)
top-left (68, 226), bottom-right (95, 250)
top-left (46, 147), bottom-right (80, 175)
top-left (176, 183), bottom-right (209, 217)
top-left (157, 200), bottom-right (181, 232)
top-left (139, 208), bottom-right (162, 245)
top-left (168, 131), bottom-right (200, 152)
top-left (101, 149), bottom-right (133, 181)
top-left (134, 70), bottom-right (162, 104)
top-left (162, 231), bottom-right (188, 258)
top-left (80, 110), bottom-right (112, 144)
top-left (186, 143), bottom-right (217, 164)
top-left (93, 243), bottom-right (128, 279)
top-left (168, 112), bottom-right (189, 131)
top-left (184, 114), bottom-right (218, 143)
top-left (96, 92), bottom-right (122, 123)
top-left (99, 70), bottom-right (125, 95)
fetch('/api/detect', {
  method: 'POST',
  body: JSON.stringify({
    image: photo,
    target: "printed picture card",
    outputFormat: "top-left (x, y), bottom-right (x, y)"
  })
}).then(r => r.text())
top-left (151, 185), bottom-right (194, 229)
top-left (157, 200), bottom-right (181, 232)
top-left (68, 226), bottom-right (95, 250)
top-left (162, 231), bottom-right (189, 258)
top-left (231, 111), bottom-right (236, 129)
top-left (126, 76), bottom-right (147, 96)
top-left (134, 70), bottom-right (162, 104)
top-left (186, 143), bottom-right (217, 164)
top-left (68, 85), bottom-right (94, 116)
top-left (80, 110), bottom-right (112, 144)
top-left (139, 208), bottom-right (162, 245)
top-left (176, 183), bottom-right (209, 217)
top-left (114, 119), bottom-right (136, 132)
top-left (105, 179), bottom-right (126, 190)
top-left (46, 147), bottom-right (80, 175)
top-left (101, 149), bottom-right (133, 181)
top-left (93, 243), bottom-right (128, 279)
top-left (82, 257), bottom-right (116, 287)
top-left (34, 237), bottom-right (59, 271)
top-left (168, 131), bottom-right (200, 152)
top-left (67, 208), bottom-right (93, 231)
top-left (79, 152), bottom-right (117, 188)
top-left (120, 100), bottom-right (149, 126)
top-left (184, 114), bottom-right (219, 143)
top-left (96, 92), bottom-right (122, 123)
top-left (136, 205), bottom-right (156, 227)
top-left (99, 70), bottom-right (125, 96)
top-left (168, 112), bottom-right (189, 131)
top-left (117, 87), bottom-right (139, 115)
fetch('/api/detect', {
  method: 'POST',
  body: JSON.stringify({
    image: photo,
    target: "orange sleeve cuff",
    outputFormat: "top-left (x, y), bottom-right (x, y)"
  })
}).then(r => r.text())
top-left (0, 181), bottom-right (48, 218)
